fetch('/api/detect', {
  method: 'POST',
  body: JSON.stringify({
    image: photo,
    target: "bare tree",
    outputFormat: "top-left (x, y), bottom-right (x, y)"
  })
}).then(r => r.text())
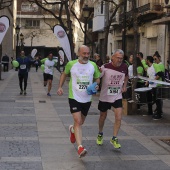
top-left (0, 0), bottom-right (13, 80)
top-left (0, 0), bottom-right (12, 9)
top-left (28, 0), bottom-right (75, 59)
top-left (131, 0), bottom-right (138, 103)
top-left (102, 0), bottom-right (124, 62)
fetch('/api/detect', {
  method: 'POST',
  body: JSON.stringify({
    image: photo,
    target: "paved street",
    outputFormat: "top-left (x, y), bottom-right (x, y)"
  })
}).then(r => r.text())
top-left (0, 68), bottom-right (170, 170)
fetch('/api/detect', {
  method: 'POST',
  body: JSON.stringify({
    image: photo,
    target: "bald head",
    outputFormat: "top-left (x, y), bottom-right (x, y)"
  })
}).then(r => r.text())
top-left (78, 45), bottom-right (89, 53)
top-left (78, 45), bottom-right (90, 64)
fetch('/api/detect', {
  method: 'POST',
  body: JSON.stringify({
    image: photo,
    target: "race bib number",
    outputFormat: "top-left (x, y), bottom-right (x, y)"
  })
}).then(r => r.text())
top-left (107, 87), bottom-right (120, 95)
top-left (76, 82), bottom-right (89, 92)
top-left (20, 64), bottom-right (26, 69)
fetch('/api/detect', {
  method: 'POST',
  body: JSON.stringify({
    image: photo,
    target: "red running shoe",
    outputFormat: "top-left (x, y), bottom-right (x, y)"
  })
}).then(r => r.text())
top-left (78, 146), bottom-right (87, 158)
top-left (69, 125), bottom-right (76, 143)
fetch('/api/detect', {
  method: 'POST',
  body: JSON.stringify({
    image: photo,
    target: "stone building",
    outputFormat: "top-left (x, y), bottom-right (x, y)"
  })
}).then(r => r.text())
top-left (15, 0), bottom-right (84, 58)
top-left (0, 0), bottom-right (15, 59)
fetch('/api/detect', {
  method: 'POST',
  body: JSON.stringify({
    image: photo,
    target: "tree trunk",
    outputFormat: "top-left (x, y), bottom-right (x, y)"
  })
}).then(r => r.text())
top-left (64, 2), bottom-right (75, 60)
top-left (103, 26), bottom-right (110, 63)
top-left (132, 0), bottom-right (138, 104)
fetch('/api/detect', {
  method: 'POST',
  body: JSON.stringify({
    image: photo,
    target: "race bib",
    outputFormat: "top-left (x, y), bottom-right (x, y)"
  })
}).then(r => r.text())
top-left (76, 82), bottom-right (89, 92)
top-left (107, 86), bottom-right (121, 95)
top-left (20, 64), bottom-right (26, 69)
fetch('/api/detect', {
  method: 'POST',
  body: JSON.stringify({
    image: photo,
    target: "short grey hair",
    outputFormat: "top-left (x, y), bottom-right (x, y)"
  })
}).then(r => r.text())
top-left (94, 53), bottom-right (100, 57)
top-left (78, 45), bottom-right (89, 52)
top-left (112, 49), bottom-right (124, 56)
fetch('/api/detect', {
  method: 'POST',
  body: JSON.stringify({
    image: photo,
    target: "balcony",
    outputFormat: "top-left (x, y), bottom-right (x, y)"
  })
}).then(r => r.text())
top-left (137, 3), bottom-right (164, 22)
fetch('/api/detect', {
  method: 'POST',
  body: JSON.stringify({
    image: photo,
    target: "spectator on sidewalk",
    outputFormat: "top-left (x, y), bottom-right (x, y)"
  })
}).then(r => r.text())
top-left (94, 53), bottom-right (103, 67)
top-left (57, 45), bottom-right (100, 158)
top-left (137, 52), bottom-right (148, 71)
top-left (96, 49), bottom-right (128, 149)
top-left (34, 56), bottom-right (40, 72)
top-left (145, 56), bottom-right (163, 120)
top-left (94, 53), bottom-right (103, 91)
top-left (2, 54), bottom-right (9, 72)
top-left (11, 56), bottom-right (14, 69)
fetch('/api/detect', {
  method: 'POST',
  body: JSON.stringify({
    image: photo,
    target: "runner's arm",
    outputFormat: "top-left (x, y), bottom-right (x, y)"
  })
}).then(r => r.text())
top-left (122, 75), bottom-right (129, 93)
top-left (57, 72), bottom-right (67, 96)
top-left (94, 77), bottom-right (100, 86)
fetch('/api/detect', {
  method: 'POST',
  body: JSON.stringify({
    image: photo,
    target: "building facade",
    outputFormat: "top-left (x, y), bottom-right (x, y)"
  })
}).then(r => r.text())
top-left (15, 0), bottom-right (84, 57)
top-left (0, 0), bottom-right (15, 59)
top-left (89, 0), bottom-right (169, 67)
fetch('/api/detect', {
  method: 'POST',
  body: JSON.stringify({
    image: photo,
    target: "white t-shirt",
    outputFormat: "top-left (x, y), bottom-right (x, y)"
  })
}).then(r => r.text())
top-left (65, 60), bottom-right (100, 103)
top-left (147, 64), bottom-right (157, 87)
top-left (128, 65), bottom-right (133, 78)
top-left (44, 59), bottom-right (56, 75)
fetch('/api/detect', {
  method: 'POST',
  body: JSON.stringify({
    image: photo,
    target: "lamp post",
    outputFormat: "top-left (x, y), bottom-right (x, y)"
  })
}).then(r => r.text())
top-left (122, 0), bottom-right (127, 53)
top-left (15, 25), bottom-right (20, 59)
top-left (83, 5), bottom-right (90, 45)
top-left (20, 33), bottom-right (24, 51)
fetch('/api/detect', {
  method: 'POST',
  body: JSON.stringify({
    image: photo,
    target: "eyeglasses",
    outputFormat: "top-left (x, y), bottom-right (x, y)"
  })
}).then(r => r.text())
top-left (115, 57), bottom-right (123, 60)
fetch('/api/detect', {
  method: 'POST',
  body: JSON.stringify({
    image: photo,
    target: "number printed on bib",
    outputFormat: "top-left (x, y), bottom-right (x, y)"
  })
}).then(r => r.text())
top-left (107, 86), bottom-right (120, 95)
top-left (20, 64), bottom-right (26, 69)
top-left (76, 82), bottom-right (89, 91)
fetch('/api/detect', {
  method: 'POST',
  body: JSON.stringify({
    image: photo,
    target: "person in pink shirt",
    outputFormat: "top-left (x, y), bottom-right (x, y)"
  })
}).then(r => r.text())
top-left (96, 49), bottom-right (129, 149)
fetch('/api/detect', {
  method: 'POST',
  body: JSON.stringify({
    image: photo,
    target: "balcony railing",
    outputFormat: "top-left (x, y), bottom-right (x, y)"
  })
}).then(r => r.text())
top-left (138, 3), bottom-right (163, 13)
top-left (119, 2), bottom-right (163, 23)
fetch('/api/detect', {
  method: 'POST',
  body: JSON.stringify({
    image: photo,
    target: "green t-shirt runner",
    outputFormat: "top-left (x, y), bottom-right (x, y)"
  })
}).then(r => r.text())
top-left (64, 59), bottom-right (100, 103)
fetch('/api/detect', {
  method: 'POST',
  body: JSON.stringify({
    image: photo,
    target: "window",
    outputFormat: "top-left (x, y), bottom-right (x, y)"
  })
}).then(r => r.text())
top-left (26, 20), bottom-right (40, 28)
top-left (21, 2), bottom-right (38, 12)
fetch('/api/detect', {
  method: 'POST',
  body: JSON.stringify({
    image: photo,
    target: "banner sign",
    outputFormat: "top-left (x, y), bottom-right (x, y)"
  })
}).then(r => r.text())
top-left (31, 48), bottom-right (37, 58)
top-left (0, 16), bottom-right (10, 44)
top-left (138, 76), bottom-right (170, 86)
top-left (58, 50), bottom-right (64, 65)
top-left (53, 25), bottom-right (71, 61)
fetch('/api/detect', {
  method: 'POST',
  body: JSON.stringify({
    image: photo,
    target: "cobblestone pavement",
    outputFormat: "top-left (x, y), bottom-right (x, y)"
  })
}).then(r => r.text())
top-left (0, 68), bottom-right (170, 170)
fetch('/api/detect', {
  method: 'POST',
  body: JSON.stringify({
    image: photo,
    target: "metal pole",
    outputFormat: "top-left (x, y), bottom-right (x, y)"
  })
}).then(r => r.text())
top-left (17, 33), bottom-right (19, 46)
top-left (122, 0), bottom-right (127, 53)
top-left (84, 19), bottom-right (87, 45)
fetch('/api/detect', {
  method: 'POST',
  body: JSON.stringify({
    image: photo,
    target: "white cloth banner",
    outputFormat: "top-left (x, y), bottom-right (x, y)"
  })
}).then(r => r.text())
top-left (31, 49), bottom-right (37, 58)
top-left (58, 50), bottom-right (64, 65)
top-left (0, 16), bottom-right (10, 44)
top-left (53, 25), bottom-right (71, 61)
top-left (138, 76), bottom-right (170, 86)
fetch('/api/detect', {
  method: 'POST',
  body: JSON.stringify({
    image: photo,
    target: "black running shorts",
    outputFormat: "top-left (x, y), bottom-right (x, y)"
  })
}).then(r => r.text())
top-left (98, 99), bottom-right (122, 112)
top-left (68, 99), bottom-right (91, 117)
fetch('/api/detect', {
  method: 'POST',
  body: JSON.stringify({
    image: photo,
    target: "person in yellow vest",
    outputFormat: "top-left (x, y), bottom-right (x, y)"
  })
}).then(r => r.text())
top-left (152, 51), bottom-right (165, 116)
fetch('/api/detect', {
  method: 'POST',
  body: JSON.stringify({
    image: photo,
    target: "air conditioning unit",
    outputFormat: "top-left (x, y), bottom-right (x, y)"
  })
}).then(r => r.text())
top-left (164, 0), bottom-right (170, 7)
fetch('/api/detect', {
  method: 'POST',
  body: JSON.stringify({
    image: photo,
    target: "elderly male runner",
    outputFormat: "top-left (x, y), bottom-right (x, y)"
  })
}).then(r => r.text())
top-left (96, 49), bottom-right (129, 149)
top-left (57, 45), bottom-right (100, 158)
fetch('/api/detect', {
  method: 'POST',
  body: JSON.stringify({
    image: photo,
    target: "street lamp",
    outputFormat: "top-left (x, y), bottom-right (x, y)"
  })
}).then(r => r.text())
top-left (122, 0), bottom-right (127, 53)
top-left (20, 33), bottom-right (24, 51)
top-left (15, 25), bottom-right (20, 46)
top-left (83, 5), bottom-right (90, 45)
top-left (15, 25), bottom-right (20, 59)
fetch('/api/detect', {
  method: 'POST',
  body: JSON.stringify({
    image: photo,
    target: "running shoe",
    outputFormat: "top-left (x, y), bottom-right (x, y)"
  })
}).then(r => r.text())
top-left (78, 146), bottom-right (87, 158)
top-left (69, 125), bottom-right (76, 143)
top-left (96, 134), bottom-right (103, 145)
top-left (110, 138), bottom-right (121, 149)
top-left (24, 90), bottom-right (27, 95)
top-left (153, 114), bottom-right (162, 120)
top-left (20, 90), bottom-right (23, 95)
top-left (47, 93), bottom-right (51, 96)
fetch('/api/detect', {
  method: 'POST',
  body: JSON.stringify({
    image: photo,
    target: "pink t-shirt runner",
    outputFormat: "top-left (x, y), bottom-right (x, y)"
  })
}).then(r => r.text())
top-left (99, 62), bottom-right (128, 103)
